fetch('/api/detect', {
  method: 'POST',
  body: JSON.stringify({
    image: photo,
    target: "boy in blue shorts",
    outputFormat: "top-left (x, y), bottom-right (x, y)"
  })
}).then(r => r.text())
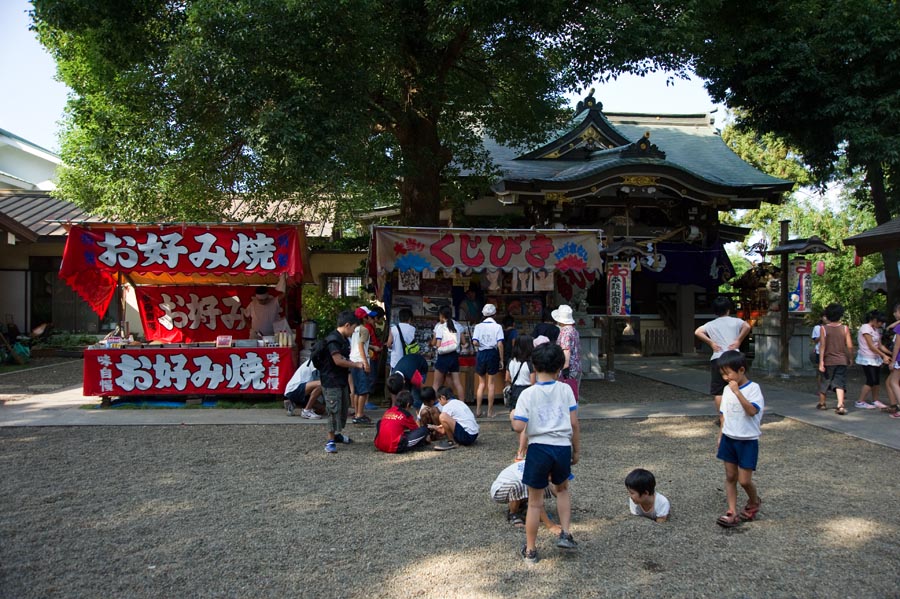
top-left (511, 343), bottom-right (579, 563)
top-left (432, 386), bottom-right (479, 450)
top-left (715, 350), bottom-right (764, 527)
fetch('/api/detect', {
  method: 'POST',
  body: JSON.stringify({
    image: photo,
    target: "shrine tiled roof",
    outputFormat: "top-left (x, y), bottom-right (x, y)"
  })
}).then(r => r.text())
top-left (479, 108), bottom-right (792, 195)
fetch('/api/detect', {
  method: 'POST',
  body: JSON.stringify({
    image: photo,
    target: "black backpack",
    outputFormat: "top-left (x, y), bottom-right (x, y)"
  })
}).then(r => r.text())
top-left (310, 337), bottom-right (332, 370)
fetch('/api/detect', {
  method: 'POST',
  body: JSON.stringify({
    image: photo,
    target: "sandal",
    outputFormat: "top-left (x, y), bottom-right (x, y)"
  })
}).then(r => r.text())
top-left (816, 402), bottom-right (827, 410)
top-left (739, 498), bottom-right (761, 521)
top-left (507, 512), bottom-right (525, 528)
top-left (716, 511), bottom-right (741, 528)
top-left (835, 406), bottom-right (847, 415)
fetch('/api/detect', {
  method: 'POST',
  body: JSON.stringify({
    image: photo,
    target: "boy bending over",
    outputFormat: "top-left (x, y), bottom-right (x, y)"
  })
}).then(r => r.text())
top-left (491, 460), bottom-right (570, 531)
top-left (715, 350), bottom-right (764, 527)
top-left (511, 343), bottom-right (579, 564)
top-left (431, 386), bottom-right (479, 451)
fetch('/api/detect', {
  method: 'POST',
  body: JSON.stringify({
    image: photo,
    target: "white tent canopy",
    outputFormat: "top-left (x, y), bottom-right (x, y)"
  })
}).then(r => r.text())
top-left (863, 261), bottom-right (900, 293)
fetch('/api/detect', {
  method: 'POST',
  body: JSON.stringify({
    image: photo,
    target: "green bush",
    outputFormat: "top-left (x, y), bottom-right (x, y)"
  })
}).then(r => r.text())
top-left (301, 285), bottom-right (358, 339)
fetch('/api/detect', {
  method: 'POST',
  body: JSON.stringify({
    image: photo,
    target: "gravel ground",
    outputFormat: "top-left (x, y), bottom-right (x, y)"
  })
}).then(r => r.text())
top-left (2, 416), bottom-right (899, 598)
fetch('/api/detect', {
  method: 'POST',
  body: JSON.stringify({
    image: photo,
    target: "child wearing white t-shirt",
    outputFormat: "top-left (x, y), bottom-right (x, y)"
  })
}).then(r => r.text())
top-left (715, 350), bottom-right (764, 528)
top-left (511, 342), bottom-right (579, 563)
top-left (625, 468), bottom-right (670, 522)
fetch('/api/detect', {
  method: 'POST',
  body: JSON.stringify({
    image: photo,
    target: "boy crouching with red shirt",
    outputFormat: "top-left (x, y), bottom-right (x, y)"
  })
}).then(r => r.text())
top-left (374, 390), bottom-right (431, 453)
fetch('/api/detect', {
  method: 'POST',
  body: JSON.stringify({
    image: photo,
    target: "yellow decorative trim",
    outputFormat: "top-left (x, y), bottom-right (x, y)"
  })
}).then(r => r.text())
top-left (580, 126), bottom-right (602, 143)
top-left (545, 192), bottom-right (570, 205)
top-left (621, 176), bottom-right (659, 187)
top-left (543, 150), bottom-right (562, 159)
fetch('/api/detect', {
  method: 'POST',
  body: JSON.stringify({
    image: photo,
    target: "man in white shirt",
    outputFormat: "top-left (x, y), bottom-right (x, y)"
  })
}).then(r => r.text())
top-left (695, 296), bottom-right (752, 414)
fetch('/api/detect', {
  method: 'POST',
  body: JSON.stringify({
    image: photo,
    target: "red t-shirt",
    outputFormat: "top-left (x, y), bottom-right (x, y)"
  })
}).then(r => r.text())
top-left (374, 406), bottom-right (418, 453)
top-left (365, 323), bottom-right (383, 350)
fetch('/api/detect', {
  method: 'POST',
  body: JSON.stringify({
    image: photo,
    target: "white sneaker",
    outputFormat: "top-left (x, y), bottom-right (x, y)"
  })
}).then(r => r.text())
top-left (855, 401), bottom-right (877, 409)
top-left (301, 409), bottom-right (322, 419)
top-left (874, 400), bottom-right (889, 409)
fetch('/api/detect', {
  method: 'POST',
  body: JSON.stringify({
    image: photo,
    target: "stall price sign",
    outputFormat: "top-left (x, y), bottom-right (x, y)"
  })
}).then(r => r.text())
top-left (83, 347), bottom-right (293, 396)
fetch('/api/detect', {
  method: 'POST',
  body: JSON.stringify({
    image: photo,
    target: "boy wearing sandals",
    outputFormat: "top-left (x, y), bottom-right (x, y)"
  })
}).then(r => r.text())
top-left (715, 350), bottom-right (764, 528)
top-left (817, 302), bottom-right (854, 415)
top-left (490, 460), bottom-right (568, 532)
top-left (511, 342), bottom-right (579, 563)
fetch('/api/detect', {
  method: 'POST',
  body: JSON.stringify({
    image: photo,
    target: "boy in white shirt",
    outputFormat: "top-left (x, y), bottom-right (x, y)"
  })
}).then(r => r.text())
top-left (695, 296), bottom-right (752, 417)
top-left (283, 358), bottom-right (322, 418)
top-left (715, 350), bottom-right (764, 528)
top-left (511, 342), bottom-right (579, 564)
top-left (625, 468), bottom-right (670, 523)
top-left (431, 386), bottom-right (479, 450)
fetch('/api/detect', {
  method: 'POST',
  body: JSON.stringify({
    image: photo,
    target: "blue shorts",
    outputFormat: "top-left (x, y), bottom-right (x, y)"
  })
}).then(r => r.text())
top-left (522, 443), bottom-right (572, 489)
top-left (475, 348), bottom-right (500, 376)
top-left (351, 368), bottom-right (373, 395)
top-left (434, 351), bottom-right (460, 374)
top-left (452, 422), bottom-right (478, 446)
top-left (717, 434), bottom-right (759, 470)
top-left (284, 382), bottom-right (307, 403)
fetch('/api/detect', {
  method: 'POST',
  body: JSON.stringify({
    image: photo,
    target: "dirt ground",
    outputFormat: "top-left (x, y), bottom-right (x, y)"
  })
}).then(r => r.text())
top-left (2, 415), bottom-right (899, 598)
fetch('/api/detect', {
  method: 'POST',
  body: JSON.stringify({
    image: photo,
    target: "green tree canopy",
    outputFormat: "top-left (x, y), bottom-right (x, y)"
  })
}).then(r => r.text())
top-left (33, 0), bottom-right (691, 226)
top-left (689, 0), bottom-right (900, 304)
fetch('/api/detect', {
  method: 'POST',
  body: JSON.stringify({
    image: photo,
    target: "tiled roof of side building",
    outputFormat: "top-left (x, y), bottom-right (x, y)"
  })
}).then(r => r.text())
top-left (0, 190), bottom-right (94, 240)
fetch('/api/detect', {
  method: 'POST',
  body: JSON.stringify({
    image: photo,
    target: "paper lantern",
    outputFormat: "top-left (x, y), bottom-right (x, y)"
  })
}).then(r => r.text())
top-left (854, 251), bottom-right (862, 267)
top-left (815, 260), bottom-right (826, 276)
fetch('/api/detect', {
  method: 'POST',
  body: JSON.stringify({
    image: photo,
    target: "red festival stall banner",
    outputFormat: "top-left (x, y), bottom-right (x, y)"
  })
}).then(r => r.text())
top-left (83, 347), bottom-right (293, 396)
top-left (373, 227), bottom-right (603, 275)
top-left (60, 224), bottom-right (302, 316)
top-left (136, 286), bottom-right (265, 343)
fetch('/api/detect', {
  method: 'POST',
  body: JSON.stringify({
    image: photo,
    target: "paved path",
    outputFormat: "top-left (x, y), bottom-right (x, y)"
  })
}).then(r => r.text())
top-left (2, 356), bottom-right (898, 451)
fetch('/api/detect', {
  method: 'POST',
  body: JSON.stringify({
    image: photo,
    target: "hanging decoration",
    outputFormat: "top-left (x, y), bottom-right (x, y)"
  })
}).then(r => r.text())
top-left (606, 261), bottom-right (632, 316)
top-left (787, 258), bottom-right (811, 313)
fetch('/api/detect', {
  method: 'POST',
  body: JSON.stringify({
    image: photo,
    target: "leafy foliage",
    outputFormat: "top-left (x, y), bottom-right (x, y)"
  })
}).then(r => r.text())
top-left (689, 0), bottom-right (900, 304)
top-left (33, 0), bottom-right (693, 226)
top-left (300, 284), bottom-right (357, 340)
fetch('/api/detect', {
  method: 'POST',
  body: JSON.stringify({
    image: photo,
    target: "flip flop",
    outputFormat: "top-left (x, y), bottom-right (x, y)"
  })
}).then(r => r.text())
top-left (816, 403), bottom-right (827, 410)
top-left (835, 406), bottom-right (847, 415)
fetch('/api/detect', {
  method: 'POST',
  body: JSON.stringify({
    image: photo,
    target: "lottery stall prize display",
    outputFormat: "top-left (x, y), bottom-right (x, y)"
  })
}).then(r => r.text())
top-left (369, 226), bottom-right (604, 395)
top-left (59, 223), bottom-right (309, 400)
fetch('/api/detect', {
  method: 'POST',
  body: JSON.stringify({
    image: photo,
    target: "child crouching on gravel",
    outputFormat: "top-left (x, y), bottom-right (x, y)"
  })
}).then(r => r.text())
top-left (490, 460), bottom-right (570, 531)
top-left (715, 350), bottom-right (764, 528)
top-left (625, 468), bottom-right (670, 522)
top-left (510, 342), bottom-right (579, 563)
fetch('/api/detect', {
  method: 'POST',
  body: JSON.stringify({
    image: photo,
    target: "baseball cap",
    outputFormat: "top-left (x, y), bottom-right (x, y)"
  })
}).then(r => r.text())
top-left (482, 303), bottom-right (497, 317)
top-left (355, 306), bottom-right (377, 319)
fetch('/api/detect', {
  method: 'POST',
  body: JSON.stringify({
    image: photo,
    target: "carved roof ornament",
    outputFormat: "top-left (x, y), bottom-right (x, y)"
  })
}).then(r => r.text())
top-left (576, 88), bottom-right (603, 113)
top-left (619, 131), bottom-right (666, 159)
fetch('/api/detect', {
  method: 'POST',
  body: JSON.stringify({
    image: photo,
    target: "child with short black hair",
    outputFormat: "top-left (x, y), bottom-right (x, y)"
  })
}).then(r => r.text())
top-left (511, 342), bottom-right (579, 563)
top-left (417, 386), bottom-right (441, 431)
top-left (715, 350), bottom-right (764, 528)
top-left (625, 468), bottom-right (670, 523)
top-left (373, 390), bottom-right (429, 453)
top-left (817, 302), bottom-right (854, 415)
top-left (431, 386), bottom-right (479, 450)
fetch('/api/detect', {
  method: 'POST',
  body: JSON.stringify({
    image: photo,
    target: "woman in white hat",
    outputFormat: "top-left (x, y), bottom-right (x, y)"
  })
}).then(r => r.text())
top-left (552, 304), bottom-right (581, 400)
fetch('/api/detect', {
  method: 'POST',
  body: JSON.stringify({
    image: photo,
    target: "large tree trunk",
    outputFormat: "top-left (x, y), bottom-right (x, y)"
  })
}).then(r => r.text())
top-left (866, 162), bottom-right (900, 308)
top-left (394, 112), bottom-right (451, 227)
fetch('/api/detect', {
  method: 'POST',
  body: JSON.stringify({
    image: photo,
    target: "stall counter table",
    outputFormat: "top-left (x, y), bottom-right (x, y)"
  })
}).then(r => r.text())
top-left (84, 346), bottom-right (296, 398)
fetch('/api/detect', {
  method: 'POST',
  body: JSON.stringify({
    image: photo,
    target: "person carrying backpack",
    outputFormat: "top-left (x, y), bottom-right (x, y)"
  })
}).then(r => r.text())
top-left (315, 310), bottom-right (366, 454)
top-left (386, 308), bottom-right (419, 370)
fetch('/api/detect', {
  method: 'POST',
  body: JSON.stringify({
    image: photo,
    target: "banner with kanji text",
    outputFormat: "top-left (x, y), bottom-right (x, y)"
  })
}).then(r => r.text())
top-left (136, 286), bottom-right (271, 343)
top-left (60, 224), bottom-right (302, 316)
